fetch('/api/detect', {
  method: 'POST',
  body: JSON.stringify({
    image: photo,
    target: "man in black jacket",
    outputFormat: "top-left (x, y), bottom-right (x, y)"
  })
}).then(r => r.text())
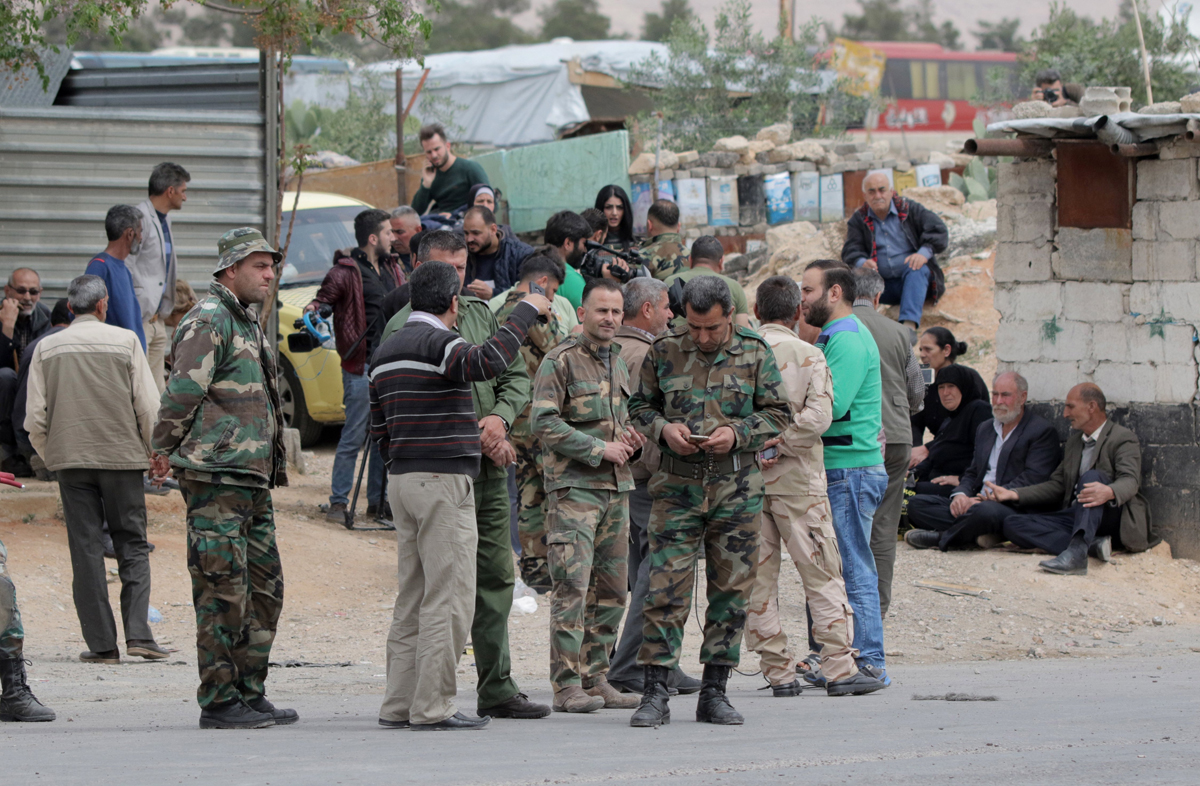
top-left (1, 268), bottom-right (52, 476)
top-left (463, 206), bottom-right (534, 297)
top-left (905, 372), bottom-right (1061, 550)
top-left (842, 173), bottom-right (948, 333)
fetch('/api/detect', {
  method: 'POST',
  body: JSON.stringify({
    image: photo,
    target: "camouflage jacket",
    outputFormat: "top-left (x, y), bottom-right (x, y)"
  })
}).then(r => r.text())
top-left (152, 281), bottom-right (288, 488)
top-left (530, 332), bottom-right (635, 493)
top-left (496, 288), bottom-right (561, 445)
top-left (757, 323), bottom-right (833, 497)
top-left (639, 232), bottom-right (687, 281)
top-left (628, 324), bottom-right (790, 466)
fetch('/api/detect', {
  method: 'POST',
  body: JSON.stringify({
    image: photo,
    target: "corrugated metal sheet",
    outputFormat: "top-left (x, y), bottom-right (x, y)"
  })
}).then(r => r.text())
top-left (55, 63), bottom-right (261, 110)
top-left (987, 112), bottom-right (1200, 141)
top-left (0, 106), bottom-right (271, 298)
top-left (0, 49), bottom-right (73, 107)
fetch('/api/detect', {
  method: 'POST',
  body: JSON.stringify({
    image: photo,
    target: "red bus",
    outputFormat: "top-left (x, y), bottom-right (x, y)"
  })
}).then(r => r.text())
top-left (853, 42), bottom-right (1020, 133)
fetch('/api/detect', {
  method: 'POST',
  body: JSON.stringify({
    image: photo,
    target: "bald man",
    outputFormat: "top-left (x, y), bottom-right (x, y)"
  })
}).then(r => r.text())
top-left (986, 383), bottom-right (1157, 575)
top-left (841, 173), bottom-right (948, 333)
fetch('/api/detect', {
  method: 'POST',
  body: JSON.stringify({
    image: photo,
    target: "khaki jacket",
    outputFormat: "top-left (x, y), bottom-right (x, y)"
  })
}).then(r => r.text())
top-left (25, 315), bottom-right (160, 472)
top-left (127, 198), bottom-right (178, 321)
top-left (758, 323), bottom-right (833, 497)
top-left (614, 325), bottom-right (660, 482)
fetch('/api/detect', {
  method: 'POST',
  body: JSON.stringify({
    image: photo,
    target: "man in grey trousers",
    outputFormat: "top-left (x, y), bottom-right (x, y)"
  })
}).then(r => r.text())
top-left (24, 274), bottom-right (168, 665)
top-left (852, 268), bottom-right (925, 616)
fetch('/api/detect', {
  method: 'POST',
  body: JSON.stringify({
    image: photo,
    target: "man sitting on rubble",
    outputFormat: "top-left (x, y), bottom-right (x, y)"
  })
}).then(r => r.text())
top-left (841, 173), bottom-right (948, 336)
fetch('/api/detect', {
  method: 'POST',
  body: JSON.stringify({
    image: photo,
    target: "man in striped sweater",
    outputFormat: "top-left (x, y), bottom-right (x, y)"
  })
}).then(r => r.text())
top-left (369, 260), bottom-right (550, 732)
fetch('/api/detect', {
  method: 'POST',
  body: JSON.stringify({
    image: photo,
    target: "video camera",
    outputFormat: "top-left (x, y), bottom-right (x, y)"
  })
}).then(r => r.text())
top-left (579, 240), bottom-right (649, 283)
top-left (1041, 87), bottom-right (1060, 104)
top-left (288, 303), bottom-right (334, 353)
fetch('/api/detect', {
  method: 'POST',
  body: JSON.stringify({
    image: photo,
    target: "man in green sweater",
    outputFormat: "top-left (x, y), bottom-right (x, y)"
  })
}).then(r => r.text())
top-left (411, 123), bottom-right (489, 216)
top-left (799, 260), bottom-right (890, 686)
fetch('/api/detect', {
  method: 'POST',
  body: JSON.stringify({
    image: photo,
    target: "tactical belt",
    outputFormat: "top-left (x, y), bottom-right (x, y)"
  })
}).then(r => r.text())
top-left (661, 452), bottom-right (756, 479)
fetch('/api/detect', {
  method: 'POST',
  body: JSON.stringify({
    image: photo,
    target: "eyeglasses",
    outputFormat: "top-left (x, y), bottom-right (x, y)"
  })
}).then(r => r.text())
top-left (8, 287), bottom-right (40, 296)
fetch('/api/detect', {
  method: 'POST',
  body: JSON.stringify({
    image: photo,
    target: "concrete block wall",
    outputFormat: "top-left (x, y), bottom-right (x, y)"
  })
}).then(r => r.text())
top-left (994, 152), bottom-right (1200, 558)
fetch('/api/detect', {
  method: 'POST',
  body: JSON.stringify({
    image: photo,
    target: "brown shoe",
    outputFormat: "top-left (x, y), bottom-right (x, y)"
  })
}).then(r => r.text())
top-left (584, 678), bottom-right (640, 709)
top-left (552, 685), bottom-right (604, 713)
top-left (79, 649), bottom-right (120, 665)
top-left (127, 640), bottom-right (173, 660)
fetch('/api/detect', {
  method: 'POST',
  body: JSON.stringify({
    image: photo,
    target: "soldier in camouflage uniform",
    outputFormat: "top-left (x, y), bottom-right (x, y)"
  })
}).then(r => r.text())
top-left (0, 538), bottom-right (55, 722)
top-left (152, 228), bottom-right (295, 730)
top-left (531, 278), bottom-right (644, 713)
top-left (744, 277), bottom-right (886, 699)
top-left (496, 256), bottom-right (565, 592)
top-left (639, 199), bottom-right (687, 280)
top-left (627, 275), bottom-right (790, 728)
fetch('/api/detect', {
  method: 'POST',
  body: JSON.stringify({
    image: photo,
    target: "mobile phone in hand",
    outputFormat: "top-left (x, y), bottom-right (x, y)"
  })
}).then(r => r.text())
top-left (686, 433), bottom-right (710, 444)
top-left (526, 281), bottom-right (549, 323)
top-left (760, 446), bottom-right (779, 461)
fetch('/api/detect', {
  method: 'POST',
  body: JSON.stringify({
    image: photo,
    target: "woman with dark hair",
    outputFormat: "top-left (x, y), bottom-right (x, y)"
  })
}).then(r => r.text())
top-left (594, 185), bottom-right (635, 248)
top-left (911, 365), bottom-right (992, 496)
top-left (910, 326), bottom-right (989, 466)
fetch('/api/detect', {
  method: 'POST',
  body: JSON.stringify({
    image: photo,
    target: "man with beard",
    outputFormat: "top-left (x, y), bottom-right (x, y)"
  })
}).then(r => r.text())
top-left (544, 211), bottom-right (590, 309)
top-left (905, 372), bottom-right (1061, 551)
top-left (463, 206), bottom-right (534, 298)
top-left (798, 260), bottom-right (890, 688)
top-left (0, 268), bottom-right (51, 476)
top-left (411, 123), bottom-right (489, 216)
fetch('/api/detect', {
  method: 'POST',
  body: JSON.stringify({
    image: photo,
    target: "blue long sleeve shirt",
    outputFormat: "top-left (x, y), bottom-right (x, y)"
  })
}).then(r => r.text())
top-left (85, 252), bottom-right (147, 350)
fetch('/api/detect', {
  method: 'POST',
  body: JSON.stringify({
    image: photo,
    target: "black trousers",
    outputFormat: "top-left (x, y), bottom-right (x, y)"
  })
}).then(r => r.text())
top-left (1001, 470), bottom-right (1122, 555)
top-left (913, 481), bottom-right (955, 497)
top-left (607, 481), bottom-right (653, 684)
top-left (908, 494), bottom-right (1018, 551)
top-left (58, 468), bottom-right (153, 652)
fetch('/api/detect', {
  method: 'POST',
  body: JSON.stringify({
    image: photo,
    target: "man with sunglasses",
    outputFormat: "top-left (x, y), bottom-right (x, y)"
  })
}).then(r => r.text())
top-left (1, 268), bottom-right (51, 477)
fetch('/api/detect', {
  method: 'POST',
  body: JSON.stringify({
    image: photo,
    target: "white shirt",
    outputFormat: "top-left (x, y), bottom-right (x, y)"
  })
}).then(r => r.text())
top-left (1079, 421), bottom-right (1106, 476)
top-left (952, 415), bottom-right (1017, 498)
top-left (407, 311), bottom-right (449, 331)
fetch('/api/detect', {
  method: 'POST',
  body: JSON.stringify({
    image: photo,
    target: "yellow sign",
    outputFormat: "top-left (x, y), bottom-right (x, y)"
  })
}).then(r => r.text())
top-left (832, 38), bottom-right (887, 98)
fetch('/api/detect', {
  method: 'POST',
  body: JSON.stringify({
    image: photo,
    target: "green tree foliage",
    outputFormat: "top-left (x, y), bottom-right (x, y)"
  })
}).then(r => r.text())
top-left (1022, 1), bottom-right (1198, 106)
top-left (539, 0), bottom-right (612, 41)
top-left (423, 0), bottom-right (535, 54)
top-left (642, 0), bottom-right (694, 43)
top-left (838, 0), bottom-right (961, 50)
top-left (973, 18), bottom-right (1022, 52)
top-left (628, 0), bottom-right (862, 152)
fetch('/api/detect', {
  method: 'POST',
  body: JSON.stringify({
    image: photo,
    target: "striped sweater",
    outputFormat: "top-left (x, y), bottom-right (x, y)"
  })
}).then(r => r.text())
top-left (369, 302), bottom-right (537, 477)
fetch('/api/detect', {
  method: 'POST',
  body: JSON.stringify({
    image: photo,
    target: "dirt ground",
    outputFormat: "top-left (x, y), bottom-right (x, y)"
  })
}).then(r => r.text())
top-left (3, 439), bottom-right (1199, 705)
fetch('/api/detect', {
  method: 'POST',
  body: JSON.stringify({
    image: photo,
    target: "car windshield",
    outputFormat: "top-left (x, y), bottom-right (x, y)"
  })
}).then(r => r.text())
top-left (277, 205), bottom-right (361, 287)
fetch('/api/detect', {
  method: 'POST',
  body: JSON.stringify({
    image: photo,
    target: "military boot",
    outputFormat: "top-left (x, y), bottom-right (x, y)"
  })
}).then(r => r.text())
top-left (695, 664), bottom-right (743, 725)
top-left (629, 665), bottom-right (670, 727)
top-left (0, 658), bottom-right (56, 722)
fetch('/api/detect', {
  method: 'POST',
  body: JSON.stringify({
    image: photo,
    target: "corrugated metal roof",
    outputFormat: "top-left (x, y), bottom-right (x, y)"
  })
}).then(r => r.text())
top-left (55, 62), bottom-right (262, 110)
top-left (0, 106), bottom-right (270, 298)
top-left (0, 48), bottom-right (74, 107)
top-left (987, 112), bottom-right (1200, 142)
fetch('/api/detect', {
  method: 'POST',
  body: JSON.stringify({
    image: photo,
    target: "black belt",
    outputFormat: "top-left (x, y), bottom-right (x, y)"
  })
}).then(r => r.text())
top-left (660, 452), bottom-right (756, 479)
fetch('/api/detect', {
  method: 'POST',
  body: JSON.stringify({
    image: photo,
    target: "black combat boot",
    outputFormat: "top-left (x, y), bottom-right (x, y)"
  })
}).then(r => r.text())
top-left (629, 665), bottom-right (671, 727)
top-left (695, 664), bottom-right (743, 725)
top-left (0, 658), bottom-right (56, 722)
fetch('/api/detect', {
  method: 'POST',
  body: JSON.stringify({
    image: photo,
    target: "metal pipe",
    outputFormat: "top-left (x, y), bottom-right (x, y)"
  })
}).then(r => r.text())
top-left (962, 138), bottom-right (1054, 157)
top-left (1112, 142), bottom-right (1161, 157)
top-left (1186, 119), bottom-right (1200, 140)
top-left (1093, 115), bottom-right (1138, 146)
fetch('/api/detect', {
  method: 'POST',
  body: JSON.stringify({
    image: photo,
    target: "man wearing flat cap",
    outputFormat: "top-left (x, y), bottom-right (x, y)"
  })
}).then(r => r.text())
top-left (151, 228), bottom-right (295, 730)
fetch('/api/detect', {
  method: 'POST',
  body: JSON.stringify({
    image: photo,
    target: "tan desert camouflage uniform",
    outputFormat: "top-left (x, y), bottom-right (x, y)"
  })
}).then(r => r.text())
top-left (530, 333), bottom-right (634, 691)
top-left (744, 323), bottom-right (860, 685)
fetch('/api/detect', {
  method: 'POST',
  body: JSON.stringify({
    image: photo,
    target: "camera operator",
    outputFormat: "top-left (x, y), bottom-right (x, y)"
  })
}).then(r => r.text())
top-left (306, 209), bottom-right (404, 523)
top-left (1031, 69), bottom-right (1083, 107)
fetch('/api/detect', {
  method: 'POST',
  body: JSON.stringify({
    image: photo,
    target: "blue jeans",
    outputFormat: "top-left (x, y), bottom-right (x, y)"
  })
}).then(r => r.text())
top-left (330, 367), bottom-right (385, 507)
top-left (825, 465), bottom-right (889, 669)
top-left (878, 260), bottom-right (931, 325)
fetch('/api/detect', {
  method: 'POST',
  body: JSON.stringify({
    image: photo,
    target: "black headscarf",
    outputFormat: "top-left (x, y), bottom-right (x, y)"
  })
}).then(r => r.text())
top-left (915, 365), bottom-right (993, 480)
top-left (935, 364), bottom-right (987, 410)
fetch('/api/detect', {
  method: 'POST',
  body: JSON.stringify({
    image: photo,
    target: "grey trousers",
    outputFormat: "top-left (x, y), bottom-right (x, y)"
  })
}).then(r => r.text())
top-left (871, 443), bottom-right (911, 618)
top-left (57, 468), bottom-right (153, 652)
top-left (607, 481), bottom-right (653, 684)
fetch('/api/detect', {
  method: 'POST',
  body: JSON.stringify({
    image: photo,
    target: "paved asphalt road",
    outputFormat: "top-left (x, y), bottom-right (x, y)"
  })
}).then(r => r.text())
top-left (3, 654), bottom-right (1195, 785)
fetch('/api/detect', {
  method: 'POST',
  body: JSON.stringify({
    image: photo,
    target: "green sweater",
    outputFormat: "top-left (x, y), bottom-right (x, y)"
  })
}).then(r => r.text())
top-left (411, 157), bottom-right (489, 214)
top-left (815, 314), bottom-right (884, 470)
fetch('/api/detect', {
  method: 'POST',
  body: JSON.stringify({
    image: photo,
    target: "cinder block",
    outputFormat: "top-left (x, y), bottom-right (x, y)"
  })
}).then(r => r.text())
top-left (1093, 362), bottom-right (1143, 404)
top-left (994, 282), bottom-right (1061, 322)
top-left (995, 319), bottom-right (1090, 363)
top-left (995, 242), bottom-right (1053, 282)
top-left (1136, 158), bottom-right (1197, 201)
top-left (785, 161), bottom-right (816, 172)
top-left (1156, 138), bottom-right (1200, 160)
top-left (995, 321), bottom-right (1042, 362)
top-left (1092, 322), bottom-right (1132, 362)
top-left (1160, 324), bottom-right (1198, 364)
top-left (1156, 201), bottom-right (1200, 240)
top-left (998, 160), bottom-right (1056, 198)
top-left (1019, 361), bottom-right (1081, 402)
top-left (997, 195), bottom-right (1055, 244)
top-left (1053, 227), bottom-right (1132, 282)
top-left (1157, 282), bottom-right (1200, 318)
top-left (1093, 321), bottom-right (1197, 364)
top-left (1132, 201), bottom-right (1158, 240)
top-left (1157, 364), bottom-right (1198, 403)
top-left (1133, 240), bottom-right (1195, 281)
top-left (1063, 282), bottom-right (1126, 322)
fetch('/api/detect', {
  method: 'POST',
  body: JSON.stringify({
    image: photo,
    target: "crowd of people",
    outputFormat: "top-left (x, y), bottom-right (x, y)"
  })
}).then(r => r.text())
top-left (0, 130), bottom-right (1160, 732)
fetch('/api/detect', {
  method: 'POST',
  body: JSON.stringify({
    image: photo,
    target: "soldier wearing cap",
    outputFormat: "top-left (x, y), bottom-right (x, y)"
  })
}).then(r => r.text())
top-left (626, 275), bottom-right (791, 728)
top-left (151, 227), bottom-right (294, 730)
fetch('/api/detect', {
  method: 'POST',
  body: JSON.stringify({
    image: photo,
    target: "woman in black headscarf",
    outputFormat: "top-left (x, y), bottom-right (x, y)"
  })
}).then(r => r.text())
top-left (912, 364), bottom-right (992, 496)
top-left (594, 184), bottom-right (635, 249)
top-left (910, 326), bottom-right (989, 465)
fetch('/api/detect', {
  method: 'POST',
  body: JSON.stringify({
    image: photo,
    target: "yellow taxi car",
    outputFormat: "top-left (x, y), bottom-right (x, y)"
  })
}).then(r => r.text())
top-left (275, 191), bottom-right (375, 445)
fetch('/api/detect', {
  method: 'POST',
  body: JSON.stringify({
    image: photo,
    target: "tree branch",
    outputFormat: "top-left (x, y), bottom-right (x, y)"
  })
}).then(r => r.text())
top-left (197, 0), bottom-right (266, 16)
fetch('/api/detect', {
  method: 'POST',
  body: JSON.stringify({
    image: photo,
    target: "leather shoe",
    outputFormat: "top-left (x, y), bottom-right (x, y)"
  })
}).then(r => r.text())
top-left (79, 649), bottom-right (120, 665)
top-left (826, 670), bottom-right (888, 697)
top-left (976, 533), bottom-right (1004, 549)
top-left (1089, 535), bottom-right (1112, 563)
top-left (411, 711), bottom-right (490, 731)
top-left (668, 668), bottom-right (701, 695)
top-left (378, 717), bottom-right (409, 729)
top-left (1040, 538), bottom-right (1088, 575)
top-left (904, 529), bottom-right (941, 549)
top-left (553, 685), bottom-right (604, 713)
top-left (771, 680), bottom-right (803, 697)
top-left (199, 700), bottom-right (274, 729)
top-left (477, 692), bottom-right (550, 719)
top-left (584, 677), bottom-right (640, 709)
top-left (126, 640), bottom-right (171, 660)
top-left (247, 696), bottom-right (299, 725)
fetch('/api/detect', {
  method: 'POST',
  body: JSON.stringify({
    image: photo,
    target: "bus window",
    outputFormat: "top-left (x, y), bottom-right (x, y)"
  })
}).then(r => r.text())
top-left (910, 61), bottom-right (941, 99)
top-left (882, 58), bottom-right (912, 98)
top-left (947, 62), bottom-right (977, 100)
top-left (925, 61), bottom-right (940, 99)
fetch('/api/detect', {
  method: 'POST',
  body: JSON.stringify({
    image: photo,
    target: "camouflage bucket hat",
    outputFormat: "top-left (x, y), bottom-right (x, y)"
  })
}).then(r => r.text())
top-left (214, 227), bottom-right (282, 274)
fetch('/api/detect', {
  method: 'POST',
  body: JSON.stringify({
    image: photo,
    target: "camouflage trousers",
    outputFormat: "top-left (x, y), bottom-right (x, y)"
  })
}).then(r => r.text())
top-left (0, 538), bottom-right (23, 660)
top-left (745, 494), bottom-right (858, 685)
top-left (514, 435), bottom-right (548, 566)
top-left (179, 479), bottom-right (284, 709)
top-left (638, 465), bottom-right (764, 668)
top-left (546, 487), bottom-right (629, 691)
